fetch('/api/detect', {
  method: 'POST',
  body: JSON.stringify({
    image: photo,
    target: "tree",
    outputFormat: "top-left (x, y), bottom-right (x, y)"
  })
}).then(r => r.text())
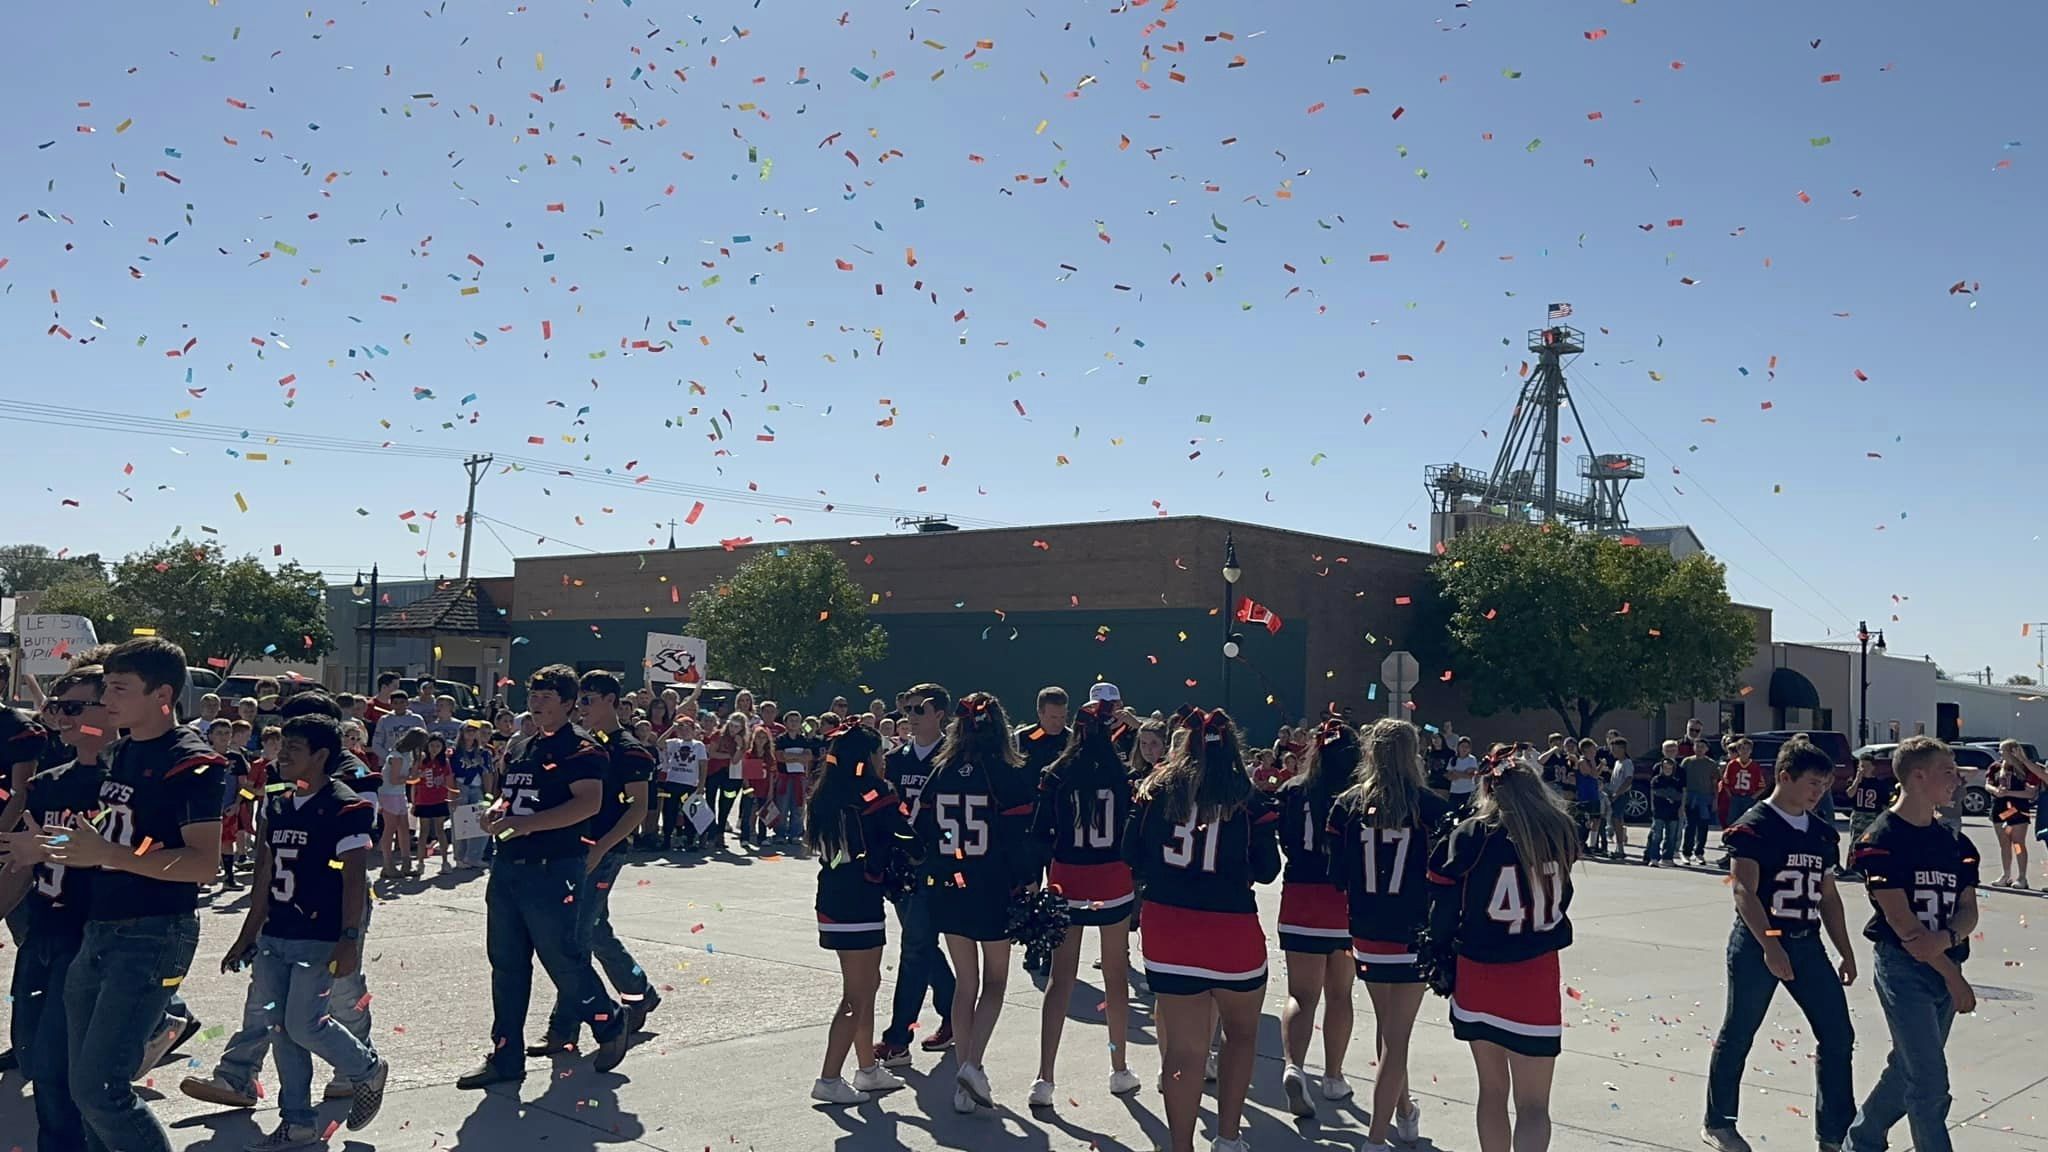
top-left (32, 539), bottom-right (332, 672)
top-left (2007, 674), bottom-right (2037, 686)
top-left (0, 544), bottom-right (104, 596)
top-left (1428, 523), bottom-right (1755, 738)
top-left (686, 545), bottom-right (888, 699)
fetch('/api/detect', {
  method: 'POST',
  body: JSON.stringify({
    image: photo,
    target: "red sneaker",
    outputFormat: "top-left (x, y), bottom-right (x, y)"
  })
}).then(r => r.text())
top-left (919, 1022), bottom-right (955, 1053)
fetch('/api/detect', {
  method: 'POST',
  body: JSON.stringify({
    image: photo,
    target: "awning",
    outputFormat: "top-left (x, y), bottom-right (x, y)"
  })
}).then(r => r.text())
top-left (1769, 666), bottom-right (1821, 711)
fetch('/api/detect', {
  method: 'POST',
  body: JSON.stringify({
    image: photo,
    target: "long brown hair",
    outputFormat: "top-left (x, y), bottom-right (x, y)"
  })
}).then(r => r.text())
top-left (1340, 718), bottom-right (1427, 830)
top-left (932, 691), bottom-right (1023, 774)
top-left (1129, 718), bottom-right (1169, 774)
top-left (804, 724), bottom-right (885, 860)
top-left (1283, 719), bottom-right (1358, 822)
top-left (1474, 763), bottom-right (1580, 887)
top-left (1138, 708), bottom-right (1251, 824)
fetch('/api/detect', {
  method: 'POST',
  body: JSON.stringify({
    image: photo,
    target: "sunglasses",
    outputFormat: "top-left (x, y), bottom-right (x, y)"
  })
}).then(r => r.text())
top-left (905, 702), bottom-right (933, 716)
top-left (48, 699), bottom-right (99, 717)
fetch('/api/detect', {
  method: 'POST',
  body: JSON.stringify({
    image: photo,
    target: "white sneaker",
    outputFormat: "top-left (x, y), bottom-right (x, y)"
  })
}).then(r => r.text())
top-left (1204, 1049), bottom-right (1219, 1082)
top-left (1109, 1068), bottom-right (1142, 1096)
top-left (1281, 1064), bottom-right (1314, 1117)
top-left (851, 1065), bottom-right (905, 1094)
top-left (958, 1062), bottom-right (994, 1108)
top-left (1028, 1078), bottom-right (1056, 1107)
top-left (811, 1077), bottom-right (869, 1106)
top-left (1700, 1127), bottom-right (1753, 1152)
top-left (1397, 1097), bottom-right (1422, 1143)
top-left (1210, 1138), bottom-right (1250, 1152)
top-left (952, 1085), bottom-right (976, 1113)
top-left (1322, 1074), bottom-right (1353, 1101)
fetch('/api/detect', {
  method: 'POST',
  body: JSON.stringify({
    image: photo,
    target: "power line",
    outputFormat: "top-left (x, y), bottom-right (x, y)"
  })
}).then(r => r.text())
top-left (471, 513), bottom-right (604, 555)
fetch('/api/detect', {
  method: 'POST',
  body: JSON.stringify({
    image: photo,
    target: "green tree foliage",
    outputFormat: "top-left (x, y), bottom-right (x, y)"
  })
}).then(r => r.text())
top-left (1429, 524), bottom-right (1754, 738)
top-left (2007, 674), bottom-right (2037, 686)
top-left (686, 545), bottom-right (887, 699)
top-left (32, 539), bottom-right (332, 672)
top-left (0, 543), bottom-right (104, 596)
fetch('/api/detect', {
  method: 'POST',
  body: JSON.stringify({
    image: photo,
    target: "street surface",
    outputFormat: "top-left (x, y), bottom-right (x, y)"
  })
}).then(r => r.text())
top-left (3, 822), bottom-right (2041, 1152)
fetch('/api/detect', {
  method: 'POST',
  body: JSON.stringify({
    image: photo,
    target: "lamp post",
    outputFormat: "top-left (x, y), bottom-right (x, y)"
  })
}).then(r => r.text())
top-left (1221, 532), bottom-right (1242, 709)
top-left (354, 565), bottom-right (380, 695)
top-left (1856, 620), bottom-right (1886, 745)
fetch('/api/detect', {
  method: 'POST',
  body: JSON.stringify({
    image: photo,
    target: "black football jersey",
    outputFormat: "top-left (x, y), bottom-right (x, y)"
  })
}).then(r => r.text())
top-left (262, 779), bottom-right (377, 941)
top-left (885, 740), bottom-right (942, 807)
top-left (1427, 817), bottom-right (1574, 963)
top-left (22, 755), bottom-right (107, 938)
top-left (912, 755), bottom-right (1038, 894)
top-left (1723, 801), bottom-right (1838, 934)
top-left (1277, 781), bottom-right (1342, 884)
top-left (1327, 790), bottom-right (1452, 944)
top-left (1850, 775), bottom-right (1897, 814)
top-left (1032, 740), bottom-right (1133, 867)
top-left (90, 727), bottom-right (227, 921)
top-left (495, 724), bottom-right (606, 862)
top-left (593, 726), bottom-right (657, 853)
top-left (1122, 790), bottom-right (1281, 916)
top-left (1852, 810), bottom-right (1979, 963)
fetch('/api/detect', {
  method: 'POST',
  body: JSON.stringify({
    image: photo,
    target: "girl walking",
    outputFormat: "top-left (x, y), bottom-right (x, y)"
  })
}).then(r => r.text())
top-left (1990, 739), bottom-right (2040, 886)
top-left (1274, 719), bottom-right (1359, 1118)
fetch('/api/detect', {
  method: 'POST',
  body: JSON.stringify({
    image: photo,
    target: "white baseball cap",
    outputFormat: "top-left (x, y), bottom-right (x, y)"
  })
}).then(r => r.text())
top-left (1088, 683), bottom-right (1122, 704)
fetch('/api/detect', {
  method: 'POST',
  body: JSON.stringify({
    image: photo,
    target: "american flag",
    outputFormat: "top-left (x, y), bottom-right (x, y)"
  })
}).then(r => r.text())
top-left (1547, 301), bottom-right (1573, 319)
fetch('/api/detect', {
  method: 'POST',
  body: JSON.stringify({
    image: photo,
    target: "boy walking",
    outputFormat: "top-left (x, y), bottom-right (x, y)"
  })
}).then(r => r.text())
top-left (204, 715), bottom-right (390, 1148)
top-left (1839, 754), bottom-right (1896, 882)
top-left (1702, 738), bottom-right (1857, 1152)
top-left (1646, 746), bottom-right (1684, 867)
top-left (1846, 736), bottom-right (1979, 1152)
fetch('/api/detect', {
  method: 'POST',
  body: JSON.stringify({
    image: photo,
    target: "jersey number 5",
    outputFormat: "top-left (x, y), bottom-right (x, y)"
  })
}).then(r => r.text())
top-left (1485, 863), bottom-right (1565, 934)
top-left (1163, 816), bottom-right (1221, 873)
top-left (271, 845), bottom-right (300, 904)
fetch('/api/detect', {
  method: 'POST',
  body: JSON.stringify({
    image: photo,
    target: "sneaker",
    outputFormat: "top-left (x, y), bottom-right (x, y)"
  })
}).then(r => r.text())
top-left (957, 1062), bottom-right (994, 1108)
top-left (591, 1023), bottom-right (632, 1074)
top-left (625, 990), bottom-right (662, 1034)
top-left (220, 872), bottom-right (244, 891)
top-left (1210, 1138), bottom-right (1250, 1152)
top-left (1996, 874), bottom-right (2014, 887)
top-left (245, 1122), bottom-right (321, 1151)
top-left (455, 1060), bottom-right (523, 1090)
top-left (346, 1057), bottom-right (389, 1131)
top-left (1028, 1078), bottom-right (1056, 1107)
top-left (811, 1077), bottom-right (870, 1106)
top-left (952, 1085), bottom-right (976, 1113)
top-left (324, 1076), bottom-right (356, 1101)
top-left (1321, 1074), bottom-right (1353, 1102)
top-left (164, 1013), bottom-right (203, 1058)
top-left (179, 1075), bottom-right (259, 1109)
top-left (0, 1048), bottom-right (15, 1073)
top-left (1396, 1097), bottom-right (1421, 1143)
top-left (852, 1064), bottom-right (905, 1094)
top-left (919, 1022), bottom-right (955, 1052)
top-left (1282, 1064), bottom-right (1314, 1117)
top-left (1701, 1126), bottom-right (1754, 1152)
top-left (524, 1036), bottom-right (576, 1057)
top-left (1204, 1048), bottom-right (1219, 1082)
top-left (1109, 1068), bottom-right (1142, 1096)
top-left (134, 1014), bottom-right (194, 1080)
top-left (872, 1041), bottom-right (912, 1069)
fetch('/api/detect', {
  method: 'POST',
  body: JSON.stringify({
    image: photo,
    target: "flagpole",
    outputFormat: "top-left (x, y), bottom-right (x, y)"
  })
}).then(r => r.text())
top-left (1221, 531), bottom-right (1242, 714)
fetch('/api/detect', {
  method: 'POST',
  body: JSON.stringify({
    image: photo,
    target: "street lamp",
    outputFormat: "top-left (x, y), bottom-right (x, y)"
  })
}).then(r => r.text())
top-left (1221, 532), bottom-right (1241, 708)
top-left (354, 564), bottom-right (380, 695)
top-left (1857, 620), bottom-right (1887, 745)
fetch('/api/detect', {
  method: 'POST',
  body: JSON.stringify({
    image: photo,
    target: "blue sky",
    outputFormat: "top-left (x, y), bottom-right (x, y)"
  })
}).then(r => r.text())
top-left (4, 0), bottom-right (2042, 679)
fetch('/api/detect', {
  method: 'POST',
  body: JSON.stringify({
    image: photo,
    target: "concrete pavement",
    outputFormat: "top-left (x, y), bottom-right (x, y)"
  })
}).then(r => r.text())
top-left (3, 821), bottom-right (2042, 1152)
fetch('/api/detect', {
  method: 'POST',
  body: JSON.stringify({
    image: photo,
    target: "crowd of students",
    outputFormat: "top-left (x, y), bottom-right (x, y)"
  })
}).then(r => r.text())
top-left (3, 650), bottom-right (2038, 1152)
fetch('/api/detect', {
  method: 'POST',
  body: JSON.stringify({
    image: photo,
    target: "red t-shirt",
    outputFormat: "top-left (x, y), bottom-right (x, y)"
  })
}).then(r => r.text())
top-left (363, 698), bottom-right (393, 730)
top-left (412, 754), bottom-right (453, 806)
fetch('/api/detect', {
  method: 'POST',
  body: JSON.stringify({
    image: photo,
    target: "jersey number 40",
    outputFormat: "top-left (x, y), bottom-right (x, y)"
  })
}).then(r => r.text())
top-left (1485, 863), bottom-right (1565, 934)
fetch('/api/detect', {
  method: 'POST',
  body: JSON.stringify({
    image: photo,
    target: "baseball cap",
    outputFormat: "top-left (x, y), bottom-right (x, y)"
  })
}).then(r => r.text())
top-left (1087, 683), bottom-right (1121, 704)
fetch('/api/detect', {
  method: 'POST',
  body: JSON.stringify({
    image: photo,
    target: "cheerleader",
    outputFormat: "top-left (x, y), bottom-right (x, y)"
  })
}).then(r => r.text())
top-left (1028, 694), bottom-right (1142, 1105)
top-left (1123, 709), bottom-right (1279, 1152)
top-left (1990, 739), bottom-right (2040, 887)
top-left (807, 723), bottom-right (915, 1105)
top-left (1327, 719), bottom-right (1452, 1149)
top-left (1273, 719), bottom-right (1359, 1118)
top-left (1426, 761), bottom-right (1581, 1152)
top-left (910, 692), bottom-right (1039, 1114)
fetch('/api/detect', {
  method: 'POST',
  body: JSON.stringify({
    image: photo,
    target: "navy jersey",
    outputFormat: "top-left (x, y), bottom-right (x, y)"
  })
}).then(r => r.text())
top-left (913, 755), bottom-right (1038, 894)
top-left (884, 739), bottom-right (942, 808)
top-left (1849, 774), bottom-right (1897, 815)
top-left (22, 755), bottom-right (107, 938)
top-left (1276, 779), bottom-right (1343, 884)
top-left (1032, 739), bottom-right (1132, 867)
top-left (1122, 790), bottom-right (1281, 916)
top-left (1723, 801), bottom-right (1838, 934)
top-left (262, 779), bottom-right (376, 941)
top-left (1327, 789), bottom-right (1452, 945)
top-left (594, 726), bottom-right (657, 854)
top-left (1015, 724), bottom-right (1069, 776)
top-left (90, 727), bottom-right (227, 921)
top-left (1427, 817), bottom-right (1574, 964)
top-left (1853, 810), bottom-right (1979, 963)
top-left (496, 724), bottom-right (607, 862)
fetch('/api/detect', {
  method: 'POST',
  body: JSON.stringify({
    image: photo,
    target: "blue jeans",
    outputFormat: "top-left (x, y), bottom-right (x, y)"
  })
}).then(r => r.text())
top-left (216, 908), bottom-right (375, 1090)
top-left (1726, 793), bottom-right (1757, 831)
top-left (1682, 792), bottom-right (1716, 858)
top-left (65, 914), bottom-right (200, 1152)
top-left (1705, 925), bottom-right (1855, 1144)
top-left (882, 888), bottom-right (956, 1047)
top-left (487, 855), bottom-right (621, 1071)
top-left (1647, 817), bottom-right (1681, 862)
top-left (454, 779), bottom-right (488, 866)
top-left (547, 853), bottom-right (651, 1040)
top-left (1850, 944), bottom-right (1957, 1152)
top-left (222, 935), bottom-right (381, 1128)
top-left (12, 926), bottom-right (86, 1152)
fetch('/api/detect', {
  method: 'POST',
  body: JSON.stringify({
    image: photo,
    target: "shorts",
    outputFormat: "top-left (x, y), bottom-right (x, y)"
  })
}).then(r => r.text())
top-left (1574, 801), bottom-right (1603, 825)
top-left (377, 791), bottom-right (408, 817)
top-left (1450, 951), bottom-right (1563, 1057)
top-left (1352, 937), bottom-right (1423, 984)
top-left (414, 803), bottom-right (450, 820)
top-left (1998, 796), bottom-right (2034, 827)
top-left (1276, 881), bottom-right (1350, 954)
top-left (1139, 902), bottom-right (1267, 995)
top-left (219, 806), bottom-right (245, 846)
top-left (1049, 859), bottom-right (1135, 927)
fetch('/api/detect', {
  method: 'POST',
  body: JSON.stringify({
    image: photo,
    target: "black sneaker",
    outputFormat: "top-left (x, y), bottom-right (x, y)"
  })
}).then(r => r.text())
top-left (0, 1048), bottom-right (16, 1073)
top-left (591, 1023), bottom-right (631, 1074)
top-left (346, 1057), bottom-right (389, 1131)
top-left (455, 1061), bottom-right (523, 1090)
top-left (524, 1035), bottom-right (576, 1057)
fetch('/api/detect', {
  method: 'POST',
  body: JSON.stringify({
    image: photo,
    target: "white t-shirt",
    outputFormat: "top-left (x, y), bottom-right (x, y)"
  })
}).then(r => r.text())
top-left (1449, 754), bottom-right (1481, 795)
top-left (661, 739), bottom-right (705, 787)
top-left (1607, 758), bottom-right (1635, 796)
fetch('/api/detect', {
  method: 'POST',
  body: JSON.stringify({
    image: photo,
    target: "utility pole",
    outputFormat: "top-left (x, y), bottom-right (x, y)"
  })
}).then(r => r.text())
top-left (458, 454), bottom-right (493, 579)
top-left (2029, 624), bottom-right (2048, 688)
